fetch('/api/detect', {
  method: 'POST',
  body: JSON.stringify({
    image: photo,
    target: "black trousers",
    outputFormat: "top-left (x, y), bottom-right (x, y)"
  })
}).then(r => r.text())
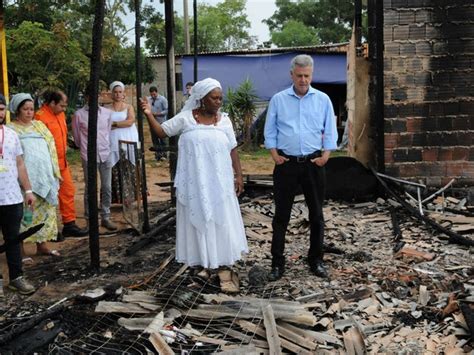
top-left (0, 203), bottom-right (23, 280)
top-left (151, 130), bottom-right (166, 160)
top-left (271, 161), bottom-right (326, 268)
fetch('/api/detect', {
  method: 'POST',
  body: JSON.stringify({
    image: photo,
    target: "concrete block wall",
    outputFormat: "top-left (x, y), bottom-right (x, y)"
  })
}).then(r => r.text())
top-left (383, 0), bottom-right (474, 186)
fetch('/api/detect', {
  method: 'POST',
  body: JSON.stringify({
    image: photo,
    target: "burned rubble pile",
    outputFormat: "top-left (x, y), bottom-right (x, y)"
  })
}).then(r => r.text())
top-left (0, 175), bottom-right (473, 354)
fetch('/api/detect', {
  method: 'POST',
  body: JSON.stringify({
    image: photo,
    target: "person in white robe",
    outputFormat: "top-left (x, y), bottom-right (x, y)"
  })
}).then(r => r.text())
top-left (140, 78), bottom-right (248, 291)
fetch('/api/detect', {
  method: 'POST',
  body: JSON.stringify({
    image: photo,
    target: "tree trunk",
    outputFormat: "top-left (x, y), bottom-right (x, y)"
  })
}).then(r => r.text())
top-left (243, 113), bottom-right (253, 150)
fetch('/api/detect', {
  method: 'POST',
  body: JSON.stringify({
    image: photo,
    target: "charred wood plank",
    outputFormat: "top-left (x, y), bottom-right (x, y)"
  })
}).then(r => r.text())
top-left (216, 327), bottom-right (269, 348)
top-left (444, 207), bottom-right (474, 217)
top-left (0, 305), bottom-right (64, 345)
top-left (238, 320), bottom-right (313, 355)
top-left (126, 216), bottom-right (176, 256)
top-left (390, 208), bottom-right (402, 242)
top-left (459, 302), bottom-right (474, 339)
top-left (275, 322), bottom-right (317, 351)
top-left (0, 224), bottom-right (44, 254)
top-left (162, 264), bottom-right (188, 287)
top-left (2, 319), bottom-right (62, 353)
top-left (390, 208), bottom-right (405, 252)
top-left (371, 168), bottom-right (474, 247)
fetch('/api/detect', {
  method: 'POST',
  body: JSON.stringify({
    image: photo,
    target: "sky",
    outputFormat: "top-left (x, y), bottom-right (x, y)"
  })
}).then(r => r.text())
top-left (121, 0), bottom-right (277, 45)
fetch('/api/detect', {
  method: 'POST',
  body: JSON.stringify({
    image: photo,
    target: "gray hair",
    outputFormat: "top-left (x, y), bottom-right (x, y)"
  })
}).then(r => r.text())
top-left (290, 54), bottom-right (313, 71)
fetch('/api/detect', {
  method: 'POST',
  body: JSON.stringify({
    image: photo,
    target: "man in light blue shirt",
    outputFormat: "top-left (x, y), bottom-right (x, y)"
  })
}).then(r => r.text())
top-left (147, 86), bottom-right (168, 160)
top-left (264, 54), bottom-right (338, 280)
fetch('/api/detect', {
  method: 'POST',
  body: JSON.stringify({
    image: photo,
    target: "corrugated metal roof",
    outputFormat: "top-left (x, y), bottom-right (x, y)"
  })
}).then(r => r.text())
top-left (147, 43), bottom-right (349, 58)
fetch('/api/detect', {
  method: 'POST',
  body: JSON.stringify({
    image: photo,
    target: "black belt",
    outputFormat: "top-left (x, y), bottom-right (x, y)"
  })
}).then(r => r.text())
top-left (278, 150), bottom-right (321, 163)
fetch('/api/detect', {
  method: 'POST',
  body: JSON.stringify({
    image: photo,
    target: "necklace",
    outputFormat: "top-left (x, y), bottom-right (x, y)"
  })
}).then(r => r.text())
top-left (193, 109), bottom-right (218, 126)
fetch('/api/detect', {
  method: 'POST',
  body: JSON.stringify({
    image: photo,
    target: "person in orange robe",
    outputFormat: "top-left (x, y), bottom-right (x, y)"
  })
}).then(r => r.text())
top-left (35, 90), bottom-right (88, 238)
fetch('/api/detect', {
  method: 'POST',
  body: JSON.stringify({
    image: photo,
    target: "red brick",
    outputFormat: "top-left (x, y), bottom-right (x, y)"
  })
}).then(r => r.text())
top-left (406, 88), bottom-right (426, 102)
top-left (385, 134), bottom-right (399, 149)
top-left (399, 133), bottom-right (413, 147)
top-left (452, 147), bottom-right (469, 160)
top-left (422, 148), bottom-right (438, 161)
top-left (430, 163), bottom-right (448, 177)
top-left (445, 162), bottom-right (463, 176)
top-left (406, 118), bottom-right (422, 132)
top-left (385, 150), bottom-right (394, 164)
top-left (399, 162), bottom-right (424, 177)
top-left (438, 148), bottom-right (453, 161)
top-left (463, 162), bottom-right (474, 179)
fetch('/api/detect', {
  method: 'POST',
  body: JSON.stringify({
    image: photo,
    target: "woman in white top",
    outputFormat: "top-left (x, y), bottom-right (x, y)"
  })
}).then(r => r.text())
top-left (107, 81), bottom-right (139, 203)
top-left (140, 78), bottom-right (248, 292)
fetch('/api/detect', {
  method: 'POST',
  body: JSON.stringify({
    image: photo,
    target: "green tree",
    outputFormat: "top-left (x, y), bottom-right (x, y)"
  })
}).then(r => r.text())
top-left (142, 7), bottom-right (186, 55)
top-left (223, 79), bottom-right (258, 149)
top-left (142, 0), bottom-right (255, 54)
top-left (101, 45), bottom-right (156, 85)
top-left (199, 0), bottom-right (254, 50)
top-left (265, 0), bottom-right (353, 45)
top-left (271, 20), bottom-right (320, 47)
top-left (4, 0), bottom-right (156, 100)
top-left (4, 0), bottom-right (58, 29)
top-left (7, 21), bottom-right (89, 93)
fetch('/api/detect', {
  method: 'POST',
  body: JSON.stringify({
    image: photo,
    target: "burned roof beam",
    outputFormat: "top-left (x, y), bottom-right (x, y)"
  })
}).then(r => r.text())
top-left (371, 167), bottom-right (474, 247)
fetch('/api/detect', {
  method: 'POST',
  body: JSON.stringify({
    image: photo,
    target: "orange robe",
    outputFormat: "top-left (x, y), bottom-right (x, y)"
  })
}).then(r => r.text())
top-left (35, 105), bottom-right (76, 224)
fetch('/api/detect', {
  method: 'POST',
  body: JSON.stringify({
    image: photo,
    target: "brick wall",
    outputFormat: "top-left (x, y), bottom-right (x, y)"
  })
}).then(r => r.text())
top-left (383, 0), bottom-right (474, 186)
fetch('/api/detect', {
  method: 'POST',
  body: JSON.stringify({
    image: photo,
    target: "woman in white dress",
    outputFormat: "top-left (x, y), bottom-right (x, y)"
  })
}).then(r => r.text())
top-left (107, 81), bottom-right (139, 203)
top-left (140, 78), bottom-right (248, 291)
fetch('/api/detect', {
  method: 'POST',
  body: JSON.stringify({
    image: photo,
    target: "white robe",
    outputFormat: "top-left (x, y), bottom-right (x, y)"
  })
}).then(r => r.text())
top-left (162, 111), bottom-right (248, 269)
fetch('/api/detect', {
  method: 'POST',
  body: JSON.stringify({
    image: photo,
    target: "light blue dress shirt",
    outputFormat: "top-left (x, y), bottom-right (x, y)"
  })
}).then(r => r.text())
top-left (264, 85), bottom-right (338, 156)
top-left (148, 95), bottom-right (168, 124)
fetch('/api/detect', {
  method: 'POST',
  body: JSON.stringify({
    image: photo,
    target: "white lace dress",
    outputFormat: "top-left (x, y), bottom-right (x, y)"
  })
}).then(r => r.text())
top-left (162, 111), bottom-right (248, 269)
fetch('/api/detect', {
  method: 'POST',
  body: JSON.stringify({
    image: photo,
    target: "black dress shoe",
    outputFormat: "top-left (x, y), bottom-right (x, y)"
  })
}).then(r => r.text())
top-left (62, 222), bottom-right (89, 238)
top-left (310, 262), bottom-right (329, 278)
top-left (269, 266), bottom-right (285, 281)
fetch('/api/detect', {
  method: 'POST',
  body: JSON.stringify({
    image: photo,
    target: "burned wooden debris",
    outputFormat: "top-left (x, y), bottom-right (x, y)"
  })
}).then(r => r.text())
top-left (0, 177), bottom-right (473, 353)
top-left (373, 168), bottom-right (474, 247)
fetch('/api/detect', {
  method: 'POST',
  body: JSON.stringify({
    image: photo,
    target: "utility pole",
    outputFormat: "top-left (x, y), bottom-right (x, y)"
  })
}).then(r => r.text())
top-left (193, 0), bottom-right (198, 82)
top-left (88, 0), bottom-right (105, 271)
top-left (183, 0), bottom-right (190, 53)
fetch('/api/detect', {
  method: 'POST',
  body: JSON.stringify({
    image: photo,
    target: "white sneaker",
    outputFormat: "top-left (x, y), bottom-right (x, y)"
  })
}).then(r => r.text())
top-left (101, 219), bottom-right (118, 231)
top-left (8, 276), bottom-right (35, 295)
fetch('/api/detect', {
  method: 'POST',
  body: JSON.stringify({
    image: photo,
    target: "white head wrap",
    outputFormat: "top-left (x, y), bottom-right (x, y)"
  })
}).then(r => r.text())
top-left (109, 81), bottom-right (125, 91)
top-left (182, 78), bottom-right (222, 111)
top-left (9, 93), bottom-right (33, 113)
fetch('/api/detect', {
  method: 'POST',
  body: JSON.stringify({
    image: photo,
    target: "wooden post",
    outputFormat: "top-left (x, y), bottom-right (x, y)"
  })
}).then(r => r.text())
top-left (165, 0), bottom-right (178, 198)
top-left (183, 0), bottom-right (190, 53)
top-left (134, 0), bottom-right (150, 232)
top-left (88, 0), bottom-right (105, 270)
top-left (193, 0), bottom-right (198, 82)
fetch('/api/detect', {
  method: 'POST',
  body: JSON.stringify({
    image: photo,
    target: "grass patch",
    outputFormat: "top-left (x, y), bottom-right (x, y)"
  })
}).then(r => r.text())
top-left (238, 146), bottom-right (269, 161)
top-left (331, 150), bottom-right (348, 158)
top-left (66, 148), bottom-right (82, 166)
top-left (238, 147), bottom-right (347, 161)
